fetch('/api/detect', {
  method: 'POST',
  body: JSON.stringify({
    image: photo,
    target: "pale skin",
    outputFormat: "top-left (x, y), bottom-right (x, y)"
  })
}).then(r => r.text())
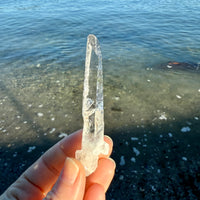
top-left (0, 130), bottom-right (115, 200)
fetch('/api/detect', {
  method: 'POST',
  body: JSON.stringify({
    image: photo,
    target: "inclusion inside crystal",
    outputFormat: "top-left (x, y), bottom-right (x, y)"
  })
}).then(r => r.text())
top-left (75, 34), bottom-right (109, 176)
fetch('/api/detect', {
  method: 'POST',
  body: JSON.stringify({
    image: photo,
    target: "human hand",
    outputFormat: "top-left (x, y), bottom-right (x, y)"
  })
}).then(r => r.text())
top-left (0, 130), bottom-right (115, 200)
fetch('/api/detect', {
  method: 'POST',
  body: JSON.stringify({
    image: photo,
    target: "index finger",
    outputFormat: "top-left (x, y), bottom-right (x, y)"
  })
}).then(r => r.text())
top-left (22, 130), bottom-right (113, 195)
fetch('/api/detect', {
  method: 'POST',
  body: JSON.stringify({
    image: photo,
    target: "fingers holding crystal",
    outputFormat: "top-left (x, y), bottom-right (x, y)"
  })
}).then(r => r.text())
top-left (86, 157), bottom-right (116, 192)
top-left (101, 135), bottom-right (113, 157)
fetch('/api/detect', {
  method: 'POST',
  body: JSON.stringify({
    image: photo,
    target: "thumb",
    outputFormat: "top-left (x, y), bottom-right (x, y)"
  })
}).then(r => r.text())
top-left (44, 158), bottom-right (86, 200)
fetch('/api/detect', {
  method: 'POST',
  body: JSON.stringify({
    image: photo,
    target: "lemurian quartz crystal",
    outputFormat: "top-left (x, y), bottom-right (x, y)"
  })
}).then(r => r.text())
top-left (75, 34), bottom-right (109, 176)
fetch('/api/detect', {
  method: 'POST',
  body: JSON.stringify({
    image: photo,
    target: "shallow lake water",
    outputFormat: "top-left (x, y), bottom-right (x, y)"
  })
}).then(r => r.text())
top-left (0, 0), bottom-right (200, 198)
top-left (0, 49), bottom-right (199, 147)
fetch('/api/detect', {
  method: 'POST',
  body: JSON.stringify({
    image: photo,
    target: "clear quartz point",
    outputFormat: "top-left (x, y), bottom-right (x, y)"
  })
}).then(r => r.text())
top-left (75, 34), bottom-right (109, 176)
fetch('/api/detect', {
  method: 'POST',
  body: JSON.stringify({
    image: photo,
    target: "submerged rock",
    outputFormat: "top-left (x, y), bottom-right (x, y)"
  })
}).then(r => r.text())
top-left (158, 61), bottom-right (200, 72)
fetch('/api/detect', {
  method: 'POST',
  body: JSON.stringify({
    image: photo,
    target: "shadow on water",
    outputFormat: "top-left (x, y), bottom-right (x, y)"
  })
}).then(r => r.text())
top-left (0, 79), bottom-right (57, 144)
top-left (106, 119), bottom-right (200, 199)
top-left (0, 114), bottom-right (200, 199)
top-left (0, 79), bottom-right (60, 193)
top-left (0, 80), bottom-right (46, 135)
top-left (0, 64), bottom-right (199, 199)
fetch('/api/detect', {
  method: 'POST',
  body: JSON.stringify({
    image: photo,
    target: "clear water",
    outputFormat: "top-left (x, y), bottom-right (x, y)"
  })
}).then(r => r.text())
top-left (0, 0), bottom-right (199, 144)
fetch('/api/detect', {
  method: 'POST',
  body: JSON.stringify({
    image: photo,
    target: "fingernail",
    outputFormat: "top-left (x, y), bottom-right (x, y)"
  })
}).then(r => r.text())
top-left (108, 158), bottom-right (116, 169)
top-left (62, 157), bottom-right (79, 186)
top-left (104, 135), bottom-right (112, 142)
